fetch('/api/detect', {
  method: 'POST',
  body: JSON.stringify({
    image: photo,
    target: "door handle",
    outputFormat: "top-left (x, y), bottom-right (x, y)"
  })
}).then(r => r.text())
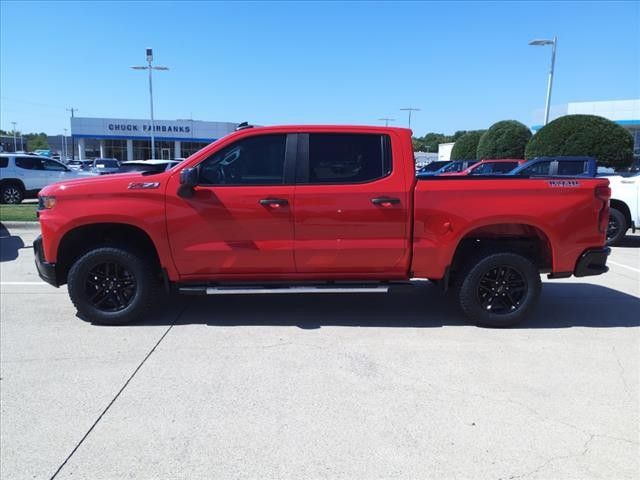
top-left (371, 197), bottom-right (400, 207)
top-left (259, 198), bottom-right (289, 208)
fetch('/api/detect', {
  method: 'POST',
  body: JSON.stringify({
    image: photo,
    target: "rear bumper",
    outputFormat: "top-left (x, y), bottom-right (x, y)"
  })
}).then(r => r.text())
top-left (33, 235), bottom-right (59, 287)
top-left (574, 247), bottom-right (610, 277)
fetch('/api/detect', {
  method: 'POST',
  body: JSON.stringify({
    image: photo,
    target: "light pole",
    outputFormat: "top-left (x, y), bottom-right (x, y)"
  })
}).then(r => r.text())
top-left (11, 122), bottom-right (17, 152)
top-left (63, 128), bottom-right (68, 160)
top-left (131, 48), bottom-right (169, 160)
top-left (378, 117), bottom-right (395, 127)
top-left (400, 107), bottom-right (421, 128)
top-left (67, 107), bottom-right (77, 159)
top-left (529, 37), bottom-right (557, 125)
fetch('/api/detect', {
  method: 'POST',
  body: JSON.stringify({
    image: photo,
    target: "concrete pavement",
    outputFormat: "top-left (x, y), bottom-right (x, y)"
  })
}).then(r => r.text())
top-left (1, 223), bottom-right (638, 479)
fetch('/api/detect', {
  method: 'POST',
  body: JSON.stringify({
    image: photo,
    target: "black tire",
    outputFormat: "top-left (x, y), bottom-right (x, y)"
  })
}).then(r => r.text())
top-left (67, 247), bottom-right (158, 325)
top-left (606, 208), bottom-right (627, 246)
top-left (458, 252), bottom-right (541, 328)
top-left (1, 183), bottom-right (24, 204)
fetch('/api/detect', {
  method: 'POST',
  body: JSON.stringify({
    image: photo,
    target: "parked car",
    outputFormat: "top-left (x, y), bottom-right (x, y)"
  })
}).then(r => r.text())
top-left (119, 160), bottom-right (180, 173)
top-left (509, 157), bottom-right (597, 177)
top-left (35, 125), bottom-right (611, 327)
top-left (91, 158), bottom-right (121, 175)
top-left (604, 172), bottom-right (639, 245)
top-left (417, 161), bottom-right (451, 175)
top-left (440, 159), bottom-right (527, 176)
top-left (67, 160), bottom-right (94, 171)
top-left (420, 159), bottom-right (479, 176)
top-left (0, 153), bottom-right (96, 204)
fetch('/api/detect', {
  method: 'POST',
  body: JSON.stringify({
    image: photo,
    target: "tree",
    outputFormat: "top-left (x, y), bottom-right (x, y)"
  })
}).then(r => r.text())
top-left (450, 130), bottom-right (485, 160)
top-left (525, 114), bottom-right (634, 169)
top-left (25, 132), bottom-right (49, 151)
top-left (476, 120), bottom-right (532, 159)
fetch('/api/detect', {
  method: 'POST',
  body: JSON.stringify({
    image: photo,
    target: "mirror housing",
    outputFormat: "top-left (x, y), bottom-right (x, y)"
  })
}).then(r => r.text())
top-left (178, 167), bottom-right (199, 198)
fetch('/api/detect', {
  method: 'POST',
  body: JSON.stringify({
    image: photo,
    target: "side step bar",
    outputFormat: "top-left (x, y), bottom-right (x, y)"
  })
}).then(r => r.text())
top-left (179, 285), bottom-right (390, 295)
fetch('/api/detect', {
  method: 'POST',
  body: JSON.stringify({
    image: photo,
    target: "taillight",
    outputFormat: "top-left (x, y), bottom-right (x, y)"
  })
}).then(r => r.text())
top-left (595, 185), bottom-right (611, 233)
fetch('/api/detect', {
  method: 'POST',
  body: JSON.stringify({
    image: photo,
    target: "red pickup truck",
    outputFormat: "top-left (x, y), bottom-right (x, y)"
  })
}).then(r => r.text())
top-left (35, 125), bottom-right (611, 327)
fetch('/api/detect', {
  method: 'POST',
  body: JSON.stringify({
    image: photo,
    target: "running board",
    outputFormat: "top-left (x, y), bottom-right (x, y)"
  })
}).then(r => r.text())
top-left (178, 285), bottom-right (390, 295)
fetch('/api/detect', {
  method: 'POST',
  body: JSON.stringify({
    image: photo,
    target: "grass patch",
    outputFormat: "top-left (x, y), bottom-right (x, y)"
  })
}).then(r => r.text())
top-left (0, 204), bottom-right (39, 222)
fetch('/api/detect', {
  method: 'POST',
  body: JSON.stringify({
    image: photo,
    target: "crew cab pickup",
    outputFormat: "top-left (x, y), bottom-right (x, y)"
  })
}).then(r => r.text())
top-left (34, 125), bottom-right (611, 327)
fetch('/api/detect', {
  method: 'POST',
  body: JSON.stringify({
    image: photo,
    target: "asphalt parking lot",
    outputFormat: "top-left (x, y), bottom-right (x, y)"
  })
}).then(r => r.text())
top-left (1, 223), bottom-right (638, 480)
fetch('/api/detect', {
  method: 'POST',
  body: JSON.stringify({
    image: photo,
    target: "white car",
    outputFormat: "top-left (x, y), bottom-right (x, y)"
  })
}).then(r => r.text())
top-left (606, 172), bottom-right (639, 245)
top-left (0, 153), bottom-right (97, 204)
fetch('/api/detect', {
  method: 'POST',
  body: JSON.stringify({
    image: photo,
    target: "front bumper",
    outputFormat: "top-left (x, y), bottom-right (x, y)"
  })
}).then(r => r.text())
top-left (34, 235), bottom-right (59, 287)
top-left (574, 247), bottom-right (610, 277)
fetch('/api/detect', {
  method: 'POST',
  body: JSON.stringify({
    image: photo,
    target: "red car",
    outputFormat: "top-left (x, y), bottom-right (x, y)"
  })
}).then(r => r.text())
top-left (34, 125), bottom-right (611, 327)
top-left (439, 158), bottom-right (527, 176)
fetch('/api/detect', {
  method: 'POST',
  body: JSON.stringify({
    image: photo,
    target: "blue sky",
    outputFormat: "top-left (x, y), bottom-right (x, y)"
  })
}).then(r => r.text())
top-left (1, 1), bottom-right (639, 136)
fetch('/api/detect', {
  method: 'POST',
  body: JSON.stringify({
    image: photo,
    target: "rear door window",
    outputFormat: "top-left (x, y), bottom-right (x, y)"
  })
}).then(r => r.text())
top-left (43, 160), bottom-right (67, 171)
top-left (557, 161), bottom-right (587, 175)
top-left (302, 133), bottom-right (391, 184)
top-left (0, 157), bottom-right (8, 168)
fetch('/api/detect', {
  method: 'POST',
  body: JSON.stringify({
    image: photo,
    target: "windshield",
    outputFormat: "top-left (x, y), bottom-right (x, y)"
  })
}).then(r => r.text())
top-left (439, 162), bottom-right (464, 173)
top-left (470, 161), bottom-right (519, 175)
top-left (421, 161), bottom-right (449, 172)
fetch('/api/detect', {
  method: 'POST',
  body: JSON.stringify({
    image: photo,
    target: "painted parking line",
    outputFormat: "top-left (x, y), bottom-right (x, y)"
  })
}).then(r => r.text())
top-left (0, 281), bottom-right (48, 286)
top-left (608, 260), bottom-right (640, 274)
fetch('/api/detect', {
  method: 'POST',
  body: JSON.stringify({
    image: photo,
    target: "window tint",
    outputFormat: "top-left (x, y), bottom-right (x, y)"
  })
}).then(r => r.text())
top-left (43, 160), bottom-right (67, 171)
top-left (517, 161), bottom-right (551, 176)
top-left (473, 161), bottom-right (519, 174)
top-left (199, 134), bottom-right (286, 185)
top-left (557, 161), bottom-right (586, 175)
top-left (0, 157), bottom-right (7, 168)
top-left (15, 157), bottom-right (44, 170)
top-left (440, 161), bottom-right (465, 173)
top-left (306, 134), bottom-right (391, 184)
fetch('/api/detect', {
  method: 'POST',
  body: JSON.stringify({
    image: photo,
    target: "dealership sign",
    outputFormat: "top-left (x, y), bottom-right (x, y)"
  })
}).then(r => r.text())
top-left (108, 122), bottom-right (191, 133)
top-left (70, 117), bottom-right (237, 141)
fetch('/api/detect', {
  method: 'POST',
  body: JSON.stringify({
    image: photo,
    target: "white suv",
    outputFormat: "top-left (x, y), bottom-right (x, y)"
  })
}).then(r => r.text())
top-left (0, 153), bottom-right (97, 204)
top-left (606, 172), bottom-right (639, 245)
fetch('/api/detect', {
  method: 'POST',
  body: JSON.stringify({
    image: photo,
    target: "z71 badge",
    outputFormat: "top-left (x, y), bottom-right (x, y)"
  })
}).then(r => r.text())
top-left (548, 180), bottom-right (580, 187)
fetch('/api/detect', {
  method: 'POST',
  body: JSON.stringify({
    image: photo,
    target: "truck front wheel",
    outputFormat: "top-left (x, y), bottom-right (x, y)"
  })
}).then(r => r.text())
top-left (458, 252), bottom-right (541, 327)
top-left (67, 247), bottom-right (158, 325)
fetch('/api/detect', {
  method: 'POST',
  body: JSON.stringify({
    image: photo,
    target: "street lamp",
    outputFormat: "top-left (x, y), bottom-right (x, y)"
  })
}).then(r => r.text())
top-left (378, 117), bottom-right (395, 127)
top-left (529, 37), bottom-right (557, 125)
top-left (400, 107), bottom-right (421, 128)
top-left (63, 128), bottom-right (68, 160)
top-left (131, 48), bottom-right (169, 160)
top-left (11, 121), bottom-right (17, 152)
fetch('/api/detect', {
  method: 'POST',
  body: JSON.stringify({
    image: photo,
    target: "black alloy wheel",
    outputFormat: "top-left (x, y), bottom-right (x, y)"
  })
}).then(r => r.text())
top-left (85, 261), bottom-right (137, 312)
top-left (476, 265), bottom-right (526, 314)
top-left (1, 185), bottom-right (23, 204)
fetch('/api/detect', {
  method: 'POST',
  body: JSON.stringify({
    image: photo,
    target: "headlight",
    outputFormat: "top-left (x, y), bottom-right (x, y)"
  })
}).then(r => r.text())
top-left (38, 196), bottom-right (57, 210)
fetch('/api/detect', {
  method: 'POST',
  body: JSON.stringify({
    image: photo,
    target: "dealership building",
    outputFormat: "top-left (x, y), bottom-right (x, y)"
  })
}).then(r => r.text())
top-left (70, 117), bottom-right (238, 161)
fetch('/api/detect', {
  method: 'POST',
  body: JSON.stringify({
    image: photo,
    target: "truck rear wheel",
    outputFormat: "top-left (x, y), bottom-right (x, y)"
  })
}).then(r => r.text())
top-left (67, 247), bottom-right (157, 325)
top-left (458, 252), bottom-right (541, 327)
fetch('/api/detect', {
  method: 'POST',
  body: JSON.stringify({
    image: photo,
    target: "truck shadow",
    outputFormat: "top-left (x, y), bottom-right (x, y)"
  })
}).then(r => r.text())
top-left (0, 225), bottom-right (25, 262)
top-left (139, 282), bottom-right (640, 329)
top-left (614, 234), bottom-right (640, 248)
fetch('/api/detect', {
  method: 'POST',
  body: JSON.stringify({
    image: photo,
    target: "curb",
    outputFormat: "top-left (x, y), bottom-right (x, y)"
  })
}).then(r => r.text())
top-left (1, 221), bottom-right (40, 231)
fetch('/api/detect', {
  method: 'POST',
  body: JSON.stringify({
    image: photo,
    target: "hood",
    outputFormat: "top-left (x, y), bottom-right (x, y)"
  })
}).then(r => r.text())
top-left (39, 171), bottom-right (169, 196)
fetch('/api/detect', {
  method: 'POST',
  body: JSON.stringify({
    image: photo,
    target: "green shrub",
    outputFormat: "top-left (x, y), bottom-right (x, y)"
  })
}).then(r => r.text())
top-left (450, 130), bottom-right (485, 160)
top-left (476, 120), bottom-right (532, 159)
top-left (525, 114), bottom-right (633, 169)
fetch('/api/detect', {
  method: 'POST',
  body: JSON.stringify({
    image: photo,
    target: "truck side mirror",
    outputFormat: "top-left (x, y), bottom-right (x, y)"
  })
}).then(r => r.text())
top-left (178, 167), bottom-right (199, 198)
